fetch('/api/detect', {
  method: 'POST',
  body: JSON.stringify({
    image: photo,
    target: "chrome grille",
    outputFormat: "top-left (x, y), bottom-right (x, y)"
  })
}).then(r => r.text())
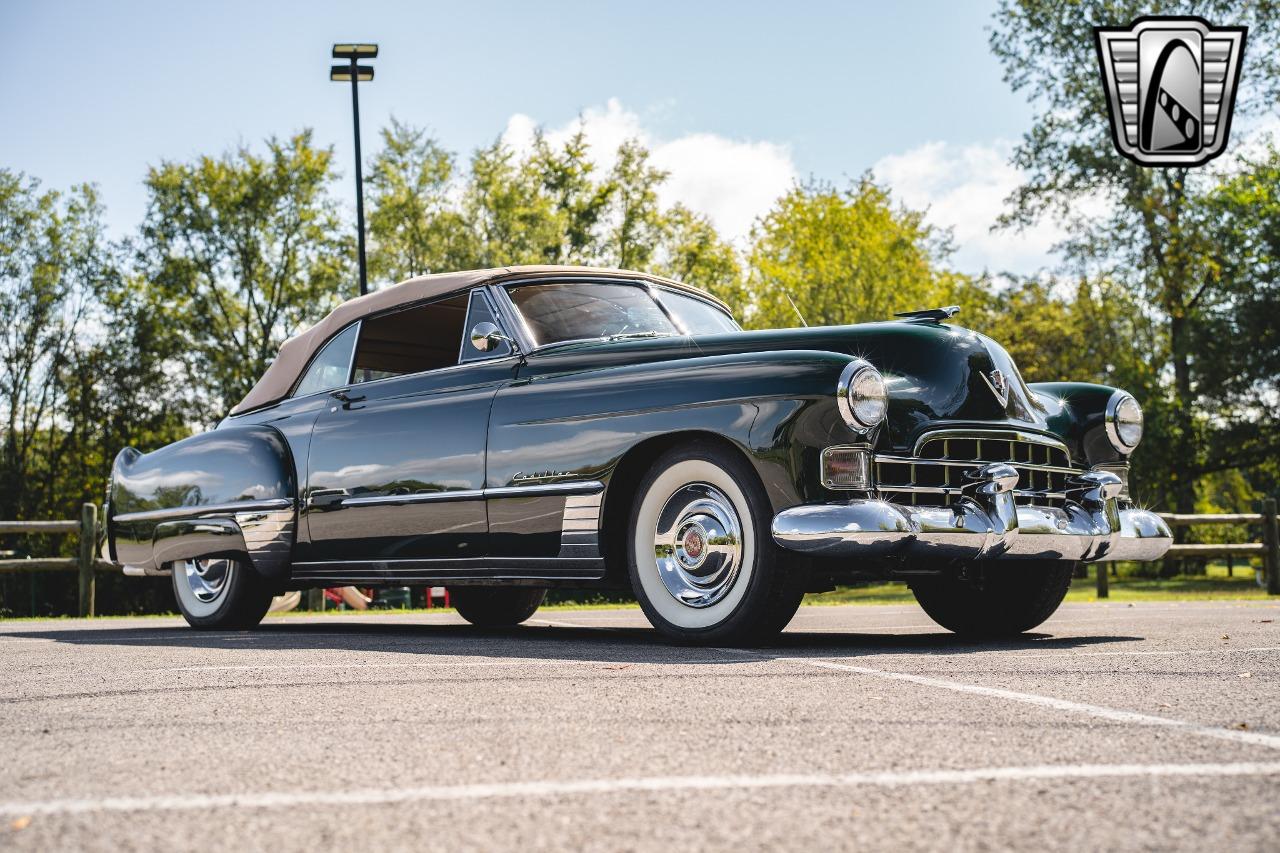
top-left (874, 430), bottom-right (1080, 508)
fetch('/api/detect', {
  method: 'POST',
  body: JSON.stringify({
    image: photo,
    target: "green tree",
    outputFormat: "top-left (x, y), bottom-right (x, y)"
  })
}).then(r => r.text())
top-left (0, 172), bottom-right (109, 520)
top-left (366, 118), bottom-right (471, 282)
top-left (990, 0), bottom-right (1280, 521)
top-left (461, 140), bottom-right (562, 267)
top-left (139, 131), bottom-right (351, 418)
top-left (607, 140), bottom-right (667, 270)
top-left (654, 203), bottom-right (745, 313)
top-left (1196, 146), bottom-right (1280, 477)
top-left (745, 176), bottom-right (954, 329)
top-left (528, 128), bottom-right (615, 264)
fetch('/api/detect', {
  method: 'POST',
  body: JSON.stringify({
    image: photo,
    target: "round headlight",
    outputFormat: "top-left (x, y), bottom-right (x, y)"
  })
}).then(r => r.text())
top-left (837, 360), bottom-right (887, 430)
top-left (1106, 391), bottom-right (1144, 451)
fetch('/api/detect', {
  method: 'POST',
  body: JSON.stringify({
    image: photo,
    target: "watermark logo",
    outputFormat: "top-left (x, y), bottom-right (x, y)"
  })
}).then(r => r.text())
top-left (1094, 16), bottom-right (1246, 167)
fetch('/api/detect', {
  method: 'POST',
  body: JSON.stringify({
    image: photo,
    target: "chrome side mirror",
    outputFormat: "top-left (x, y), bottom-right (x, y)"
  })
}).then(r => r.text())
top-left (470, 322), bottom-right (511, 353)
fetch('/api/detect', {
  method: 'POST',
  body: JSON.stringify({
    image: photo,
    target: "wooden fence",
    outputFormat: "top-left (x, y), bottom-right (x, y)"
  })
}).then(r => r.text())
top-left (0, 504), bottom-right (113, 617)
top-left (2, 499), bottom-right (1278, 614)
top-left (1092, 498), bottom-right (1280, 598)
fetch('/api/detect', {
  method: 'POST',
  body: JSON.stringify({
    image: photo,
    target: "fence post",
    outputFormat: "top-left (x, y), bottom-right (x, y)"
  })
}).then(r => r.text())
top-left (1264, 498), bottom-right (1280, 597)
top-left (77, 503), bottom-right (97, 618)
top-left (1096, 560), bottom-right (1109, 599)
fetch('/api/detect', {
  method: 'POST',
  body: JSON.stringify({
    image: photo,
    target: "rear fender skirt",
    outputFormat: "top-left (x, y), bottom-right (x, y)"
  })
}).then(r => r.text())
top-left (113, 499), bottom-right (295, 578)
top-left (152, 518), bottom-right (248, 571)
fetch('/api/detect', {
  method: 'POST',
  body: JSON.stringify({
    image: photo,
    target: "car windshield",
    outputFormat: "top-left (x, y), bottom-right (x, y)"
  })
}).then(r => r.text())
top-left (506, 282), bottom-right (738, 346)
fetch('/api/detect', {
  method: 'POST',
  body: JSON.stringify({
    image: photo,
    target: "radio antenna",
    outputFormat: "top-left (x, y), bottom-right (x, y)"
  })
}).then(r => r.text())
top-left (783, 291), bottom-right (808, 327)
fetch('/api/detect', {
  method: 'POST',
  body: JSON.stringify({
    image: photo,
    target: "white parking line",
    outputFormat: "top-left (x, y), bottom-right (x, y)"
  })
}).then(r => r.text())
top-left (1, 762), bottom-right (1276, 816)
top-left (812, 645), bottom-right (1280, 660)
top-left (984, 645), bottom-right (1280, 660)
top-left (748, 654), bottom-right (1280, 750)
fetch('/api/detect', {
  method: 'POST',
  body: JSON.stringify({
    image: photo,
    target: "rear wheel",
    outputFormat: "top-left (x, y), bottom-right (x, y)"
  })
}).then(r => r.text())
top-left (909, 560), bottom-right (1076, 637)
top-left (450, 587), bottom-right (546, 627)
top-left (627, 441), bottom-right (804, 645)
top-left (172, 558), bottom-right (273, 630)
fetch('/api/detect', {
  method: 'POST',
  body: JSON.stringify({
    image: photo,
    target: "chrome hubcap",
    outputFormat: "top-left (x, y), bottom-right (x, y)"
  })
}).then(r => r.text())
top-left (183, 558), bottom-right (233, 604)
top-left (653, 483), bottom-right (743, 608)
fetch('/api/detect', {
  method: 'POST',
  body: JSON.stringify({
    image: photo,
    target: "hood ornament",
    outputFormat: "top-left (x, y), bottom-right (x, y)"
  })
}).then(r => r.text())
top-left (981, 369), bottom-right (1010, 408)
top-left (894, 306), bottom-right (960, 325)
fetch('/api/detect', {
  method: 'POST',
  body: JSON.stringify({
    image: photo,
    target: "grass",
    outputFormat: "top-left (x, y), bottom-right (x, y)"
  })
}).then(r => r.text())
top-left (806, 562), bottom-right (1275, 606)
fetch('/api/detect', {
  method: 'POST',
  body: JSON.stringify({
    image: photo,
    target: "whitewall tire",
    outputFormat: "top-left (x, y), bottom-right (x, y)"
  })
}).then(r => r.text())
top-left (627, 442), bottom-right (804, 644)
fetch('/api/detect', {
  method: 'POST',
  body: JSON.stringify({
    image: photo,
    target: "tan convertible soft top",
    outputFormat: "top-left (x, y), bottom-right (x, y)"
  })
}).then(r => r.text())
top-left (230, 265), bottom-right (729, 416)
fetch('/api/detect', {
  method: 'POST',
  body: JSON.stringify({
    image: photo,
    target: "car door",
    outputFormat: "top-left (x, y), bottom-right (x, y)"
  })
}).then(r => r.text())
top-left (300, 289), bottom-right (518, 565)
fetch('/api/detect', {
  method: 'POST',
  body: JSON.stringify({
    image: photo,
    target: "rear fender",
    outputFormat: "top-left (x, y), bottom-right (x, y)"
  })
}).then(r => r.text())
top-left (106, 424), bottom-right (297, 579)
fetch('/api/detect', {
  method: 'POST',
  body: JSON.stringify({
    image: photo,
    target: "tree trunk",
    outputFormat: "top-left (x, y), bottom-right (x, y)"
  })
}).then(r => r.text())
top-left (1163, 311), bottom-right (1198, 577)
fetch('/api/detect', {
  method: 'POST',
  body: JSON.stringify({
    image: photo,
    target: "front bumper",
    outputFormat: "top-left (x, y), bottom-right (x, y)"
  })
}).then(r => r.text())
top-left (771, 465), bottom-right (1171, 564)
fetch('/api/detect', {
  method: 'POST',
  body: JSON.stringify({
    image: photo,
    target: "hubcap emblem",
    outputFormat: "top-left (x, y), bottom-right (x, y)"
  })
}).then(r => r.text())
top-left (682, 527), bottom-right (705, 560)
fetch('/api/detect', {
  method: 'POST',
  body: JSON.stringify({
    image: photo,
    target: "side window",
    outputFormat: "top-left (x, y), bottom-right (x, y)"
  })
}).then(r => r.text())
top-left (459, 289), bottom-right (512, 362)
top-left (352, 292), bottom-right (470, 384)
top-left (292, 323), bottom-right (359, 398)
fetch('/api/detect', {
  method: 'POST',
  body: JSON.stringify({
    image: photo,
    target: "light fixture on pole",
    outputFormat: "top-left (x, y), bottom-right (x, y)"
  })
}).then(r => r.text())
top-left (330, 43), bottom-right (378, 296)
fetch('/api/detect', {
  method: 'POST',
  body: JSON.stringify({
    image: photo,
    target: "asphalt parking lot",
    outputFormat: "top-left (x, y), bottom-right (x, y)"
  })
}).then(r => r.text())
top-left (2, 601), bottom-right (1278, 852)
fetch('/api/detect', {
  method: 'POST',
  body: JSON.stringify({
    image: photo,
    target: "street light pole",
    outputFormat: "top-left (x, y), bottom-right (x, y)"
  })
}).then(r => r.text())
top-left (330, 43), bottom-right (378, 296)
top-left (348, 55), bottom-right (367, 297)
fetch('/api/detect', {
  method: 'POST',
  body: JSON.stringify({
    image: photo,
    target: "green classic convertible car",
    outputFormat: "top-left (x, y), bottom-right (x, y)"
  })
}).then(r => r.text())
top-left (105, 266), bottom-right (1171, 643)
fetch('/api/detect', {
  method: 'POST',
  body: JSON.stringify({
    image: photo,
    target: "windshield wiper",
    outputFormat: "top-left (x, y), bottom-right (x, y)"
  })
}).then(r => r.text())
top-left (607, 331), bottom-right (676, 341)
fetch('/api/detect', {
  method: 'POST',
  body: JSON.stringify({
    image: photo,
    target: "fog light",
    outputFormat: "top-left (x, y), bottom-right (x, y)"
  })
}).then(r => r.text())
top-left (1091, 463), bottom-right (1130, 499)
top-left (822, 446), bottom-right (872, 490)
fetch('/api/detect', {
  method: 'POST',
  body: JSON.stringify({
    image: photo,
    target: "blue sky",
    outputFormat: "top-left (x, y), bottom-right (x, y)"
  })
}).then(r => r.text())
top-left (3, 0), bottom-right (1057, 273)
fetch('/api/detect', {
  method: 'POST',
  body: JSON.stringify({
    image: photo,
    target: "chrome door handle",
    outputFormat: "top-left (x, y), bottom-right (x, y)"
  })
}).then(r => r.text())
top-left (330, 389), bottom-right (366, 404)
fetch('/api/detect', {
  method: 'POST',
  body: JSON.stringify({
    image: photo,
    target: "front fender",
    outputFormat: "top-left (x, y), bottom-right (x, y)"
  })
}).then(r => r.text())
top-left (1029, 381), bottom-right (1128, 465)
top-left (491, 349), bottom-right (863, 514)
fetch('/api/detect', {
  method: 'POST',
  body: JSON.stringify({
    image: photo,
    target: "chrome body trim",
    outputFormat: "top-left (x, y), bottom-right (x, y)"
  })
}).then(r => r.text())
top-left (339, 489), bottom-right (485, 507)
top-left (486, 480), bottom-right (605, 498)
top-left (123, 564), bottom-right (171, 577)
top-left (332, 479), bottom-right (604, 508)
top-left (235, 507), bottom-right (295, 577)
top-left (114, 498), bottom-right (293, 525)
top-left (772, 467), bottom-right (1170, 563)
top-left (558, 490), bottom-right (602, 558)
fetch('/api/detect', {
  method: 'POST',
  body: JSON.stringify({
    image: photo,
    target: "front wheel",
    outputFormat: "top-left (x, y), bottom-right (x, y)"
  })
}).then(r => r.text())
top-left (172, 558), bottom-right (273, 630)
top-left (627, 441), bottom-right (804, 645)
top-left (450, 587), bottom-right (546, 627)
top-left (909, 560), bottom-right (1076, 637)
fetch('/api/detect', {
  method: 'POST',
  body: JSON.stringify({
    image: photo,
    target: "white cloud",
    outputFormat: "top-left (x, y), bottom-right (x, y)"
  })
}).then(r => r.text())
top-left (501, 98), bottom-right (795, 243)
top-left (499, 100), bottom-right (1120, 275)
top-left (873, 140), bottom-right (1081, 276)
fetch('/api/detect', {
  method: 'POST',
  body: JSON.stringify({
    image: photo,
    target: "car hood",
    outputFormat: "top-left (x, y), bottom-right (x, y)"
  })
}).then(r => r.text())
top-left (524, 322), bottom-right (1067, 452)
